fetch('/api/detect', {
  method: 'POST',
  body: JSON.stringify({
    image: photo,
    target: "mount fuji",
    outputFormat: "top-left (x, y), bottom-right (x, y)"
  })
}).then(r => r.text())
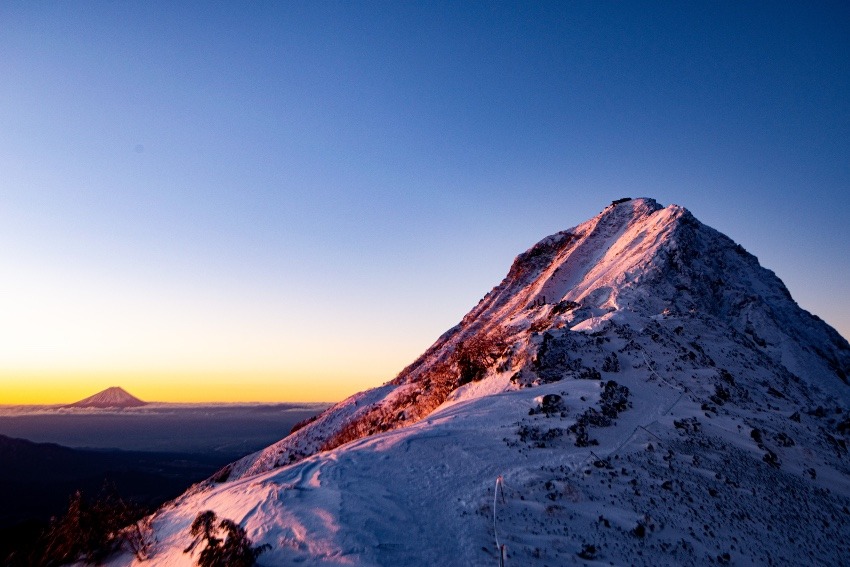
top-left (108, 198), bottom-right (850, 566)
top-left (65, 387), bottom-right (147, 409)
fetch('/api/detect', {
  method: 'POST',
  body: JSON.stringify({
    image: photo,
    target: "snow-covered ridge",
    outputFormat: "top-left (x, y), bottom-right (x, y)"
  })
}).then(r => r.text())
top-left (219, 197), bottom-right (848, 484)
top-left (110, 198), bottom-right (850, 566)
top-left (220, 198), bottom-right (674, 480)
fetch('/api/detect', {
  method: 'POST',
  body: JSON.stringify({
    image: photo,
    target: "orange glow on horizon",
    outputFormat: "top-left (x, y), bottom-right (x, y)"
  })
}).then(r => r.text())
top-left (0, 369), bottom-right (383, 405)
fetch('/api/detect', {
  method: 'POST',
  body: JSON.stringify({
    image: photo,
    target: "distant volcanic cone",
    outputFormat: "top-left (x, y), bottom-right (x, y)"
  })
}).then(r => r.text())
top-left (66, 386), bottom-right (147, 409)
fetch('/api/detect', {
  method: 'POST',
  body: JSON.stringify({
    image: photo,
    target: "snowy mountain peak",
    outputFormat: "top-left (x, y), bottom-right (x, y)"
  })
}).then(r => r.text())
top-left (219, 198), bottom-right (849, 481)
top-left (109, 198), bottom-right (850, 566)
top-left (66, 386), bottom-right (147, 409)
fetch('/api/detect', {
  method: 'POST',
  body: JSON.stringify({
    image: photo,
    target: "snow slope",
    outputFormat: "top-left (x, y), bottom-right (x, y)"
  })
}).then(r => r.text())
top-left (108, 198), bottom-right (850, 566)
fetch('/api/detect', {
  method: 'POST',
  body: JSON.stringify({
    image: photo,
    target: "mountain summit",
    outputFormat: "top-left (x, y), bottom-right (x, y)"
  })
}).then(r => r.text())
top-left (109, 198), bottom-right (850, 566)
top-left (66, 386), bottom-right (146, 409)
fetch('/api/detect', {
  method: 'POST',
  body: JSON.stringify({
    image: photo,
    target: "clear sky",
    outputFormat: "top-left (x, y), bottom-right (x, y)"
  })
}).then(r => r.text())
top-left (1, 1), bottom-right (848, 403)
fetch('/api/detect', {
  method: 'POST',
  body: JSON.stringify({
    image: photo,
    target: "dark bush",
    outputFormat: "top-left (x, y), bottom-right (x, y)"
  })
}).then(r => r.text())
top-left (529, 394), bottom-right (565, 417)
top-left (763, 450), bottom-right (781, 469)
top-left (567, 381), bottom-right (630, 446)
top-left (810, 406), bottom-right (827, 418)
top-left (766, 386), bottom-right (786, 399)
top-left (774, 432), bottom-right (795, 447)
top-left (577, 366), bottom-right (602, 380)
top-left (577, 543), bottom-right (598, 559)
top-left (551, 300), bottom-right (580, 315)
top-left (516, 424), bottom-right (564, 448)
top-left (184, 511), bottom-right (270, 567)
top-left (455, 330), bottom-right (509, 386)
top-left (289, 413), bottom-right (320, 435)
top-left (673, 417), bottom-right (701, 434)
top-left (710, 384), bottom-right (731, 406)
top-left (39, 484), bottom-right (146, 566)
top-left (599, 380), bottom-right (631, 417)
top-left (601, 353), bottom-right (620, 373)
top-left (210, 465), bottom-right (232, 484)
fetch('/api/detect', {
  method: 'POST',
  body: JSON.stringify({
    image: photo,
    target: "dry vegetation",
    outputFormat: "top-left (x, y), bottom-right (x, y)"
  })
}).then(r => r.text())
top-left (321, 327), bottom-right (510, 451)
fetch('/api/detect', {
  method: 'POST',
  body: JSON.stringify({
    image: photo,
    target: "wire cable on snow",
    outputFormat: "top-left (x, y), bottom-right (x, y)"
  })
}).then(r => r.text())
top-left (493, 475), bottom-right (506, 566)
top-left (641, 350), bottom-right (692, 396)
top-left (493, 475), bottom-right (501, 548)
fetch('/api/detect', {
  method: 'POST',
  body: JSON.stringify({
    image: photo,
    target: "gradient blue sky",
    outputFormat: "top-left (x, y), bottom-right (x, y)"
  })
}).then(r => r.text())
top-left (1, 1), bottom-right (848, 402)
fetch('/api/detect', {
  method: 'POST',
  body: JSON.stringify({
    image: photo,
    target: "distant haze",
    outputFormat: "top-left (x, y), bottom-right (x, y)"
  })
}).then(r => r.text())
top-left (0, 402), bottom-right (328, 456)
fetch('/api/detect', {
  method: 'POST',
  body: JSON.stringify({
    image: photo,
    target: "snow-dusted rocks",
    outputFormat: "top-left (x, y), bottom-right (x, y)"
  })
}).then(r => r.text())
top-left (109, 198), bottom-right (850, 566)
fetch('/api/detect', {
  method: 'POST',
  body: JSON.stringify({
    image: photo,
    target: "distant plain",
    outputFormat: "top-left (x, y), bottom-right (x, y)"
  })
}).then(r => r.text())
top-left (0, 402), bottom-right (329, 456)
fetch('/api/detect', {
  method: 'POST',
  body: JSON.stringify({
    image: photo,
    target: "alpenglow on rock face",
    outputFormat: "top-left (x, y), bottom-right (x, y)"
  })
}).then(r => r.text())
top-left (108, 198), bottom-right (850, 566)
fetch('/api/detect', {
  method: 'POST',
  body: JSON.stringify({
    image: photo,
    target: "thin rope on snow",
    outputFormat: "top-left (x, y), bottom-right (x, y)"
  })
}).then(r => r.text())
top-left (493, 475), bottom-right (501, 548)
top-left (493, 475), bottom-right (506, 566)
